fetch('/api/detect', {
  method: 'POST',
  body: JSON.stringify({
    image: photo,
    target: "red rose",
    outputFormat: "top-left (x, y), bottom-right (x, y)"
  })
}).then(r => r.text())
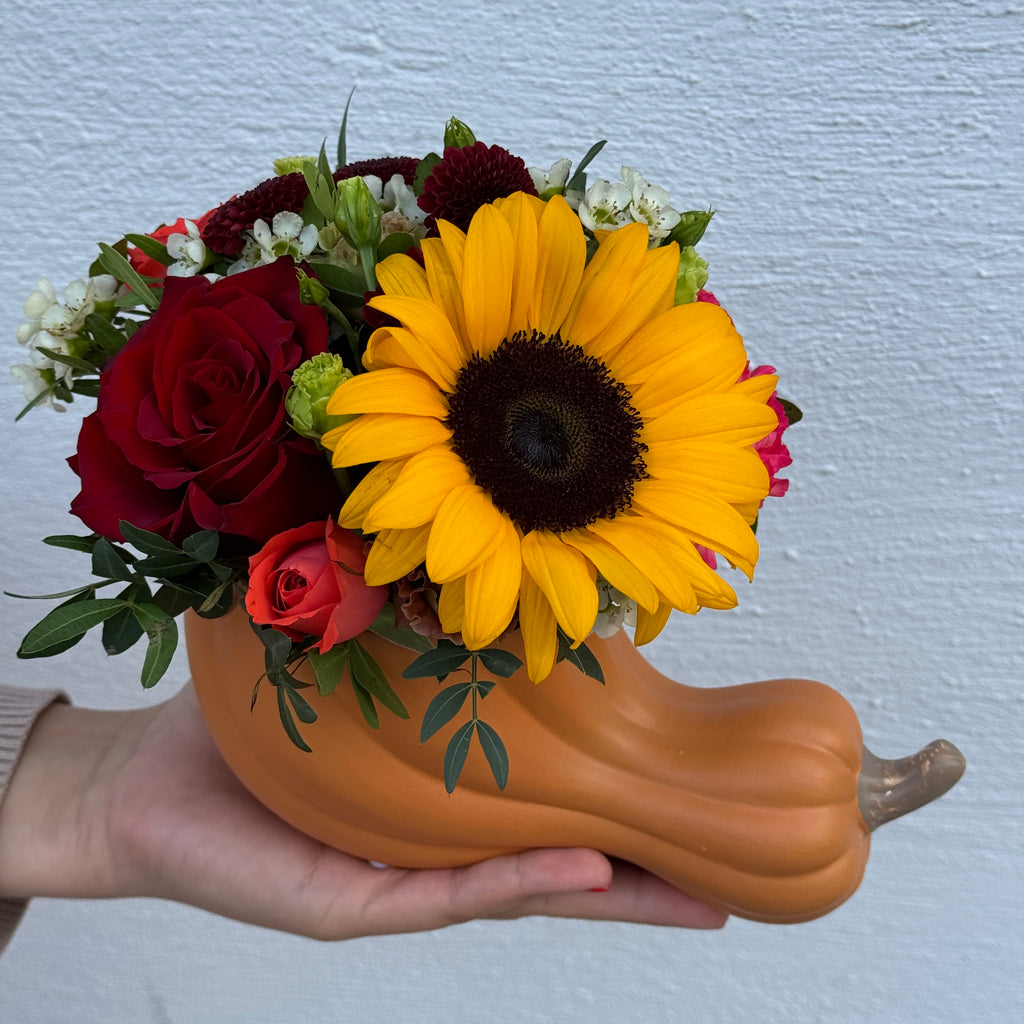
top-left (245, 519), bottom-right (388, 651)
top-left (127, 210), bottom-right (215, 282)
top-left (70, 258), bottom-right (340, 550)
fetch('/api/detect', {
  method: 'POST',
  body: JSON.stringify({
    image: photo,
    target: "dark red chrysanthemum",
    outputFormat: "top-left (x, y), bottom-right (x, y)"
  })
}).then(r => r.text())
top-left (334, 156), bottom-right (419, 185)
top-left (201, 172), bottom-right (310, 257)
top-left (419, 142), bottom-right (537, 233)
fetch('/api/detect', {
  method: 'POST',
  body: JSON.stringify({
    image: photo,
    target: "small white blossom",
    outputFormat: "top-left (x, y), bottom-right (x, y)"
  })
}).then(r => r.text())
top-left (228, 211), bottom-right (318, 274)
top-left (592, 581), bottom-right (637, 639)
top-left (253, 212), bottom-right (319, 261)
top-left (11, 362), bottom-right (66, 412)
top-left (166, 219), bottom-right (208, 277)
top-left (621, 167), bottom-right (681, 243)
top-left (382, 174), bottom-right (427, 234)
top-left (577, 167), bottom-right (681, 247)
top-left (528, 157), bottom-right (572, 199)
top-left (14, 275), bottom-right (118, 404)
top-left (576, 179), bottom-right (633, 232)
top-left (17, 276), bottom-right (117, 349)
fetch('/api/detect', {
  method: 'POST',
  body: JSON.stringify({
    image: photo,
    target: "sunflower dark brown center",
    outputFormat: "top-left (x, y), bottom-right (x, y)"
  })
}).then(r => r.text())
top-left (446, 331), bottom-right (647, 534)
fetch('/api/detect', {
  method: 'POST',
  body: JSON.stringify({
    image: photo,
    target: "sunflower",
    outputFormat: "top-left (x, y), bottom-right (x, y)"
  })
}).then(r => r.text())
top-left (322, 192), bottom-right (779, 681)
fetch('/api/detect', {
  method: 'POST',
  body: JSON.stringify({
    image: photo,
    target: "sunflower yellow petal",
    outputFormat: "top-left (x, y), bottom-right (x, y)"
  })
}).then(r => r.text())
top-left (533, 195), bottom-right (587, 335)
top-left (634, 600), bottom-right (673, 646)
top-left (336, 459), bottom-right (406, 529)
top-left (365, 297), bottom-right (466, 388)
top-left (578, 241), bottom-right (678, 362)
top-left (375, 251), bottom-right (431, 300)
top-left (630, 479), bottom-right (759, 580)
top-left (518, 570), bottom-right (558, 682)
top-left (364, 447), bottom-right (471, 531)
top-left (461, 203), bottom-right (514, 357)
top-left (462, 515), bottom-right (522, 649)
top-left (363, 524), bottom-right (431, 585)
top-left (584, 514), bottom-right (699, 614)
top-left (437, 576), bottom-right (466, 636)
top-left (561, 222), bottom-right (649, 347)
top-left (494, 191), bottom-right (539, 333)
top-left (327, 413), bottom-right (452, 468)
top-left (616, 305), bottom-right (748, 414)
top-left (646, 442), bottom-right (770, 504)
top-left (421, 235), bottom-right (467, 343)
top-left (733, 372), bottom-right (779, 403)
top-left (426, 482), bottom-right (508, 583)
top-left (520, 530), bottom-right (598, 644)
top-left (643, 394), bottom-right (779, 447)
top-left (362, 326), bottom-right (420, 373)
top-left (561, 527), bottom-right (660, 614)
top-left (326, 367), bottom-right (449, 419)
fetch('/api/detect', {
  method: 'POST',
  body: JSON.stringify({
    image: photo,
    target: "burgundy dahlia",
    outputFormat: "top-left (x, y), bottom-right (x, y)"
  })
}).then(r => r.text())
top-left (419, 142), bottom-right (537, 233)
top-left (334, 156), bottom-right (419, 185)
top-left (202, 172), bottom-right (310, 257)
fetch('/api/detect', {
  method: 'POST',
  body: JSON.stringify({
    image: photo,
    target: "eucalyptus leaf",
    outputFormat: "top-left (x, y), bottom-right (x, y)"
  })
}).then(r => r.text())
top-left (124, 233), bottom-right (174, 265)
top-left (118, 521), bottom-right (184, 556)
top-left (91, 537), bottom-right (135, 583)
top-left (366, 607), bottom-right (434, 654)
top-left (475, 720), bottom-right (509, 790)
top-left (181, 530), bottom-right (219, 563)
top-left (276, 684), bottom-right (313, 753)
top-left (14, 591), bottom-right (93, 659)
top-left (566, 139), bottom-right (607, 194)
top-left (402, 641), bottom-right (471, 680)
top-left (5, 583), bottom-right (103, 601)
top-left (476, 647), bottom-right (523, 678)
top-left (349, 640), bottom-right (409, 718)
top-left (283, 682), bottom-right (318, 725)
top-left (17, 597), bottom-right (128, 656)
top-left (195, 578), bottom-right (236, 617)
top-left (102, 604), bottom-right (145, 655)
top-left (70, 379), bottom-right (101, 398)
top-left (443, 721), bottom-right (476, 794)
top-left (33, 345), bottom-right (99, 374)
top-left (419, 682), bottom-right (473, 743)
top-left (83, 312), bottom-right (130, 361)
top-left (97, 243), bottom-right (160, 310)
top-left (131, 603), bottom-right (179, 688)
top-left (153, 583), bottom-right (200, 618)
top-left (779, 397), bottom-right (803, 426)
top-left (556, 632), bottom-right (605, 684)
top-left (309, 644), bottom-right (350, 697)
top-left (132, 555), bottom-right (202, 578)
top-left (351, 681), bottom-right (380, 729)
top-left (14, 385), bottom-right (61, 421)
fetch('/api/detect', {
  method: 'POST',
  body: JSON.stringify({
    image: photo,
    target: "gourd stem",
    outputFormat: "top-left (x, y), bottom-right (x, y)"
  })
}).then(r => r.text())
top-left (858, 739), bottom-right (966, 832)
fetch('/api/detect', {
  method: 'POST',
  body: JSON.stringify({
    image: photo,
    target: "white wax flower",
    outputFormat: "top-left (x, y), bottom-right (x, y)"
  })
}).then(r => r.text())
top-left (166, 219), bottom-right (208, 277)
top-left (528, 158), bottom-right (572, 199)
top-left (577, 167), bottom-right (681, 247)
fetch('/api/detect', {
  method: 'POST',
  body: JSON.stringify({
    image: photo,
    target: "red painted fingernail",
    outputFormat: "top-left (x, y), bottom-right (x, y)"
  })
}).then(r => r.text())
top-left (588, 886), bottom-right (610, 892)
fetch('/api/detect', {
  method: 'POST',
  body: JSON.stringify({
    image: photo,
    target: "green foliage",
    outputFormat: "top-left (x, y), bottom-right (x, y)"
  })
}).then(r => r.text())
top-left (565, 139), bottom-right (607, 195)
top-left (11, 523), bottom-right (241, 692)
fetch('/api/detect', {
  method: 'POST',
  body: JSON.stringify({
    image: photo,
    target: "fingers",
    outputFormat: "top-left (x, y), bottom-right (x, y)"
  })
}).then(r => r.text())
top-left (335, 850), bottom-right (725, 939)
top-left (508, 859), bottom-right (729, 929)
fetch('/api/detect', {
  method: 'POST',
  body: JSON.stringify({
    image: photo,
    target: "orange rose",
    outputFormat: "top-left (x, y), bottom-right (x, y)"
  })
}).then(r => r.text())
top-left (245, 519), bottom-right (387, 652)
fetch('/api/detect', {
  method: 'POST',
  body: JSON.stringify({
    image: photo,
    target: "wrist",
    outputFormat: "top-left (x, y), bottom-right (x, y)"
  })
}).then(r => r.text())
top-left (0, 701), bottom-right (149, 899)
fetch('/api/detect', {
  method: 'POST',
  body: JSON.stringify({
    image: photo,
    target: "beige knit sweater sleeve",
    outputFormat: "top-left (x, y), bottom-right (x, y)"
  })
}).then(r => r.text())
top-left (0, 685), bottom-right (68, 954)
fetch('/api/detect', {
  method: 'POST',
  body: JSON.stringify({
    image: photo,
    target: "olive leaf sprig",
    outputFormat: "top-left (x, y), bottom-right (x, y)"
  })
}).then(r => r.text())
top-left (10, 522), bottom-right (239, 688)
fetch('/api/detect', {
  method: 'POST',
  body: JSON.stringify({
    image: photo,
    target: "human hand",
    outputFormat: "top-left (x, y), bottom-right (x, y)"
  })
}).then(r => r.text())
top-left (0, 683), bottom-right (726, 938)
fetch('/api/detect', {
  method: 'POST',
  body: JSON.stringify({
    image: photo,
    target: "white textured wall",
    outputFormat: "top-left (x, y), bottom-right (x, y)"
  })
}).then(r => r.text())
top-left (0, 0), bottom-right (1020, 1021)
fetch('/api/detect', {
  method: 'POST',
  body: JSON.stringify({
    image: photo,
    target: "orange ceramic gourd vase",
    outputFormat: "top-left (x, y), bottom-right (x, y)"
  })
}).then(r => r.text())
top-left (186, 606), bottom-right (965, 924)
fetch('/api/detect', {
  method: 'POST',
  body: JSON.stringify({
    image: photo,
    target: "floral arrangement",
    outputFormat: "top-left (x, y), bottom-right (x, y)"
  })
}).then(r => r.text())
top-left (11, 112), bottom-right (797, 791)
